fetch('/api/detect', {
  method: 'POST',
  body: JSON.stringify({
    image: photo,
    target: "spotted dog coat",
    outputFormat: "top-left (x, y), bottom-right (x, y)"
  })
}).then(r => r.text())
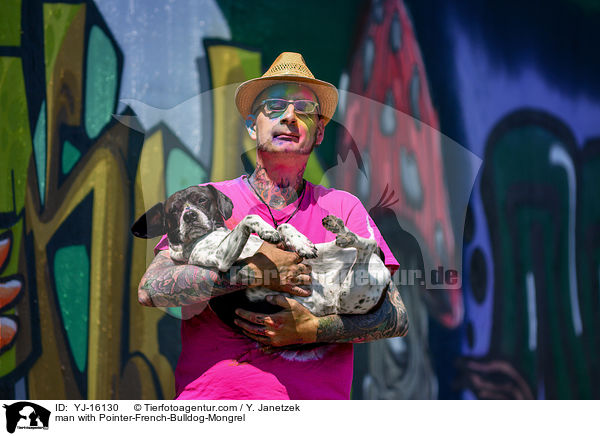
top-left (132, 185), bottom-right (391, 316)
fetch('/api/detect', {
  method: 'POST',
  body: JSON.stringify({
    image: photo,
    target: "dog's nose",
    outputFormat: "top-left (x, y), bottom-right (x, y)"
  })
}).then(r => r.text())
top-left (183, 210), bottom-right (197, 223)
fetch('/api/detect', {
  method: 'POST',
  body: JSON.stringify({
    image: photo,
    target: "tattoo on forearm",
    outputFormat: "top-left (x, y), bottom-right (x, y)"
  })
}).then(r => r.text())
top-left (315, 281), bottom-right (408, 343)
top-left (138, 251), bottom-right (248, 307)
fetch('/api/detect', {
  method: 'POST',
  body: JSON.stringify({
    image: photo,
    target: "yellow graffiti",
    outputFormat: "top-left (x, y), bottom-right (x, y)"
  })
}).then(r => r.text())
top-left (128, 129), bottom-right (175, 399)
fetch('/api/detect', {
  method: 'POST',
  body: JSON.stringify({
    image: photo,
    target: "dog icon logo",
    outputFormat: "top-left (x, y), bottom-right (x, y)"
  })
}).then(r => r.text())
top-left (3, 402), bottom-right (50, 433)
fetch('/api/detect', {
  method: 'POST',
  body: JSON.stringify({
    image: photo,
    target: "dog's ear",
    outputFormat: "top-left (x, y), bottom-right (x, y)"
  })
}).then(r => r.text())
top-left (207, 184), bottom-right (234, 220)
top-left (131, 202), bottom-right (166, 238)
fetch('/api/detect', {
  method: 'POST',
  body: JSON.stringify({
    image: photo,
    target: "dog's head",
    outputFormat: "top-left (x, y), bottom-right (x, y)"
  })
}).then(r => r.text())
top-left (131, 185), bottom-right (234, 248)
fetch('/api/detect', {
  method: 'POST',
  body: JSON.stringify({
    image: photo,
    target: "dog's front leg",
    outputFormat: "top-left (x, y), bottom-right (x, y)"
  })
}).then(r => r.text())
top-left (213, 215), bottom-right (281, 272)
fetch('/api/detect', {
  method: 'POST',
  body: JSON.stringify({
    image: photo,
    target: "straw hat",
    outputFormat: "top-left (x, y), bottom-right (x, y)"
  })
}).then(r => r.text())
top-left (235, 52), bottom-right (338, 125)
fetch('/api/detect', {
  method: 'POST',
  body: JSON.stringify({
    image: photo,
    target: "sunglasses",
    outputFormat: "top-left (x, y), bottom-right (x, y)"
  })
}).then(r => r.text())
top-left (257, 98), bottom-right (320, 116)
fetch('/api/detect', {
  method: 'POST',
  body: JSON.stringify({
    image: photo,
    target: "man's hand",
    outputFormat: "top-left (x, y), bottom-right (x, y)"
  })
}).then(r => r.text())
top-left (234, 294), bottom-right (318, 347)
top-left (234, 281), bottom-right (408, 346)
top-left (243, 242), bottom-right (312, 297)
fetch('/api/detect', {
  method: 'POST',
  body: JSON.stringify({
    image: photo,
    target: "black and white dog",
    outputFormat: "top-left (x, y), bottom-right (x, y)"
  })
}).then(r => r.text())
top-left (132, 185), bottom-right (391, 321)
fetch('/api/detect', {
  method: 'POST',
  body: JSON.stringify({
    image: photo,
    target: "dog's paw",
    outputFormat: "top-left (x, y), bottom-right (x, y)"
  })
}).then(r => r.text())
top-left (335, 232), bottom-right (358, 248)
top-left (259, 228), bottom-right (282, 244)
top-left (296, 242), bottom-right (318, 259)
top-left (322, 215), bottom-right (345, 234)
top-left (277, 224), bottom-right (318, 258)
top-left (287, 234), bottom-right (318, 259)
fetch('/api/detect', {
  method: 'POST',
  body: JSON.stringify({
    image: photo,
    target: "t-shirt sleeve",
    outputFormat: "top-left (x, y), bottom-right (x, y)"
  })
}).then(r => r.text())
top-left (343, 197), bottom-right (400, 275)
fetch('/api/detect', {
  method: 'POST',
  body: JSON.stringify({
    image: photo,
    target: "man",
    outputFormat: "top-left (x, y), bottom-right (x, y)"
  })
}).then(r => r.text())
top-left (138, 52), bottom-right (408, 399)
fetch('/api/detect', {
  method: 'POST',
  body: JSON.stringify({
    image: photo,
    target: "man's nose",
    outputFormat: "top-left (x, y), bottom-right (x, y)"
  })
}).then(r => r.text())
top-left (280, 103), bottom-right (298, 124)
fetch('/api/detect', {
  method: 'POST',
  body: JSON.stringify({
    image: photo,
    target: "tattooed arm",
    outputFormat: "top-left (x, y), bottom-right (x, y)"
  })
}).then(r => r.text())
top-left (137, 250), bottom-right (252, 307)
top-left (315, 281), bottom-right (408, 343)
top-left (138, 242), bottom-right (312, 307)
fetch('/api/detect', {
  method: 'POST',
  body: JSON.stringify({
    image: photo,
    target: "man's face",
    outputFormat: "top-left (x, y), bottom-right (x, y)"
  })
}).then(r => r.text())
top-left (247, 83), bottom-right (325, 155)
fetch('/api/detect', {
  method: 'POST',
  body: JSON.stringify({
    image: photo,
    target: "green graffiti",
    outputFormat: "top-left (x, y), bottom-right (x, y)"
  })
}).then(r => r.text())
top-left (0, 0), bottom-right (21, 46)
top-left (54, 245), bottom-right (90, 372)
top-left (33, 101), bottom-right (47, 206)
top-left (0, 52), bottom-right (32, 379)
top-left (237, 51), bottom-right (262, 81)
top-left (484, 122), bottom-right (591, 398)
top-left (0, 56), bottom-right (32, 213)
top-left (576, 145), bottom-right (600, 393)
top-left (62, 140), bottom-right (81, 175)
top-left (166, 307), bottom-right (182, 319)
top-left (165, 148), bottom-right (208, 196)
top-left (85, 25), bottom-right (118, 139)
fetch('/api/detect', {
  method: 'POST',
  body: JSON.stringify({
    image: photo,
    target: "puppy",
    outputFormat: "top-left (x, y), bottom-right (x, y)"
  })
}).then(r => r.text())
top-left (132, 185), bottom-right (391, 318)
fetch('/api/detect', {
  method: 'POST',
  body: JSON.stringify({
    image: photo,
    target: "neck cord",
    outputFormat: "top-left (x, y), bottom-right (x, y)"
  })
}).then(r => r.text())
top-left (246, 176), bottom-right (306, 228)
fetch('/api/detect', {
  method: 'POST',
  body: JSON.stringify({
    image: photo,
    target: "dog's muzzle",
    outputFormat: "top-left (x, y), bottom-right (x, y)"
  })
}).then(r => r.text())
top-left (183, 209), bottom-right (197, 223)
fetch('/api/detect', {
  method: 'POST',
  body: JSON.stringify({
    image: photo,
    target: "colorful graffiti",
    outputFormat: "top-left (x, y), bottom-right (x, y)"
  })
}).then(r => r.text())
top-left (1, 0), bottom-right (155, 399)
top-left (332, 0), bottom-right (456, 399)
top-left (0, 0), bottom-right (210, 399)
top-left (2, 0), bottom-right (598, 400)
top-left (406, 0), bottom-right (600, 398)
top-left (461, 111), bottom-right (600, 399)
top-left (0, 0), bottom-right (334, 400)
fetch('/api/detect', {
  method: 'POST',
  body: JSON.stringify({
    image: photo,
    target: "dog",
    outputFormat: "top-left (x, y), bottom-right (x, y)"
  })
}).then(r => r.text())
top-left (131, 185), bottom-right (391, 320)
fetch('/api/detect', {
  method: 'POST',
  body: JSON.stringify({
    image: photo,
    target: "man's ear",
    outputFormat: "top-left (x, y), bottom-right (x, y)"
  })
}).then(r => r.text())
top-left (207, 185), bottom-right (234, 220)
top-left (131, 202), bottom-right (166, 238)
top-left (245, 114), bottom-right (257, 140)
top-left (315, 116), bottom-right (325, 145)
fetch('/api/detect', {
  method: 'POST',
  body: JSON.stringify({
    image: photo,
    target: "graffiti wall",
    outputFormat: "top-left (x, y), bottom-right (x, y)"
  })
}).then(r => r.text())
top-left (1, 0), bottom-right (598, 400)
top-left (406, 0), bottom-right (600, 398)
top-left (0, 0), bottom-right (363, 400)
top-left (332, 0), bottom-right (458, 399)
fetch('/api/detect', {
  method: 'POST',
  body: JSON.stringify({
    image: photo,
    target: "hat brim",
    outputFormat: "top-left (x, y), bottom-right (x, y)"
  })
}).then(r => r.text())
top-left (235, 76), bottom-right (338, 125)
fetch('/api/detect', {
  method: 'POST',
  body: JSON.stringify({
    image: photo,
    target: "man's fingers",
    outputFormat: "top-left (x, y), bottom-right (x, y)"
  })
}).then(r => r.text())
top-left (235, 308), bottom-right (258, 323)
top-left (297, 263), bottom-right (312, 274)
top-left (234, 317), bottom-right (269, 336)
top-left (235, 309), bottom-right (274, 326)
top-left (241, 330), bottom-right (271, 345)
top-left (285, 285), bottom-right (311, 297)
top-left (292, 274), bottom-right (311, 285)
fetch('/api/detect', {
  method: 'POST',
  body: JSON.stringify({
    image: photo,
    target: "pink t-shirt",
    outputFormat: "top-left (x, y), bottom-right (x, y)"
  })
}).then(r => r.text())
top-left (154, 176), bottom-right (399, 399)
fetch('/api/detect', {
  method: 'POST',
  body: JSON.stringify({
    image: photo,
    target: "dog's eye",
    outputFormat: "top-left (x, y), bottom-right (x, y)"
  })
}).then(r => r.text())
top-left (198, 198), bottom-right (207, 204)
